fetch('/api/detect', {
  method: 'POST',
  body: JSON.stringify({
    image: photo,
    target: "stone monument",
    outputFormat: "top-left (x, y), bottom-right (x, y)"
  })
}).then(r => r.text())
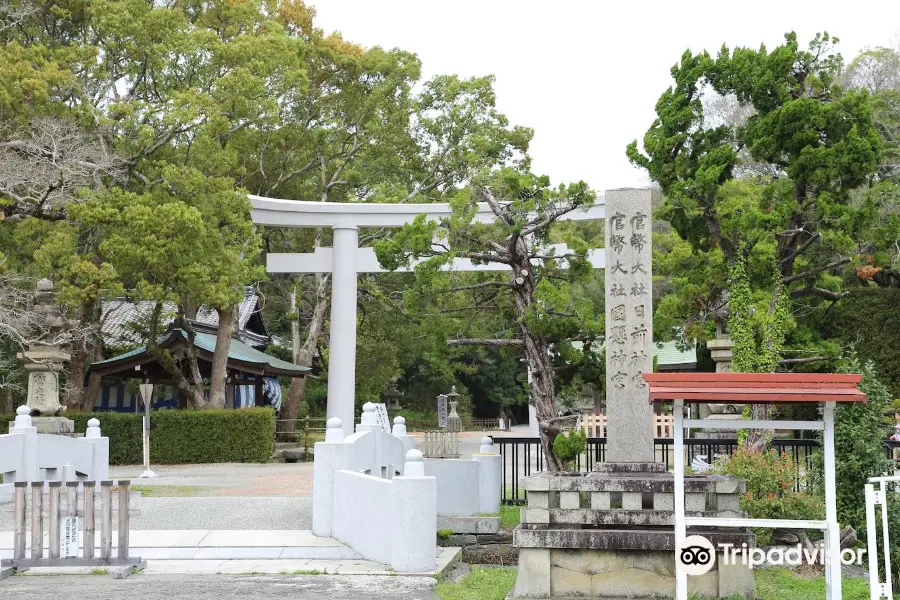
top-left (604, 189), bottom-right (654, 463)
top-left (16, 279), bottom-right (75, 434)
top-left (511, 189), bottom-right (755, 599)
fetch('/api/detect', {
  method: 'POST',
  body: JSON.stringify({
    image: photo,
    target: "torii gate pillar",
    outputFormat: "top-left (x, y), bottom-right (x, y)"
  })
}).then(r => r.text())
top-left (328, 226), bottom-right (359, 435)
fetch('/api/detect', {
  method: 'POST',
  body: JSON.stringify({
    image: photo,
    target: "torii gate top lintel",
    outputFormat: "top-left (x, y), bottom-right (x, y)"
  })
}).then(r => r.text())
top-left (248, 194), bottom-right (606, 229)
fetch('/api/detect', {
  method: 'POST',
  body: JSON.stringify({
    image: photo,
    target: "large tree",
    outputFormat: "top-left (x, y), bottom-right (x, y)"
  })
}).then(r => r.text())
top-left (628, 33), bottom-right (882, 365)
top-left (375, 170), bottom-right (599, 471)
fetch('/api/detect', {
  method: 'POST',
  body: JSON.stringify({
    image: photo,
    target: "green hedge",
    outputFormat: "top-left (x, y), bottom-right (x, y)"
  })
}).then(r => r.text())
top-left (824, 287), bottom-right (900, 396)
top-left (0, 408), bottom-right (275, 465)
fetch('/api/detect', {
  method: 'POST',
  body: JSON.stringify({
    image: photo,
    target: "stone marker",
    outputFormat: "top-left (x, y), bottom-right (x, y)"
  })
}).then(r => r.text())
top-left (604, 189), bottom-right (654, 463)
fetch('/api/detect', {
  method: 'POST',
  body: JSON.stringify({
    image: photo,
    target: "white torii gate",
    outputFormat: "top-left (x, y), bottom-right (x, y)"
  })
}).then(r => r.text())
top-left (249, 194), bottom-right (610, 437)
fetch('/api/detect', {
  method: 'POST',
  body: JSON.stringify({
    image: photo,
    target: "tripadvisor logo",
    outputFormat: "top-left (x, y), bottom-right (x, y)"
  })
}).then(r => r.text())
top-left (677, 535), bottom-right (716, 575)
top-left (677, 535), bottom-right (867, 574)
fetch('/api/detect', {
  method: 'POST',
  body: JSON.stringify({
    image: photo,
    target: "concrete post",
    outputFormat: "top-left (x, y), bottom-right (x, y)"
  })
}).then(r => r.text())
top-left (474, 437), bottom-right (502, 514)
top-left (392, 416), bottom-right (415, 454)
top-left (10, 406), bottom-right (38, 485)
top-left (81, 418), bottom-right (109, 484)
top-left (312, 418), bottom-right (350, 537)
top-left (392, 450), bottom-right (436, 572)
top-left (327, 226), bottom-right (359, 438)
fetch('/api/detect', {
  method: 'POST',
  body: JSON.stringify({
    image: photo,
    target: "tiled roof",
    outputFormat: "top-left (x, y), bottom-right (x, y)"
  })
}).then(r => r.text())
top-left (90, 328), bottom-right (309, 377)
top-left (100, 288), bottom-right (268, 350)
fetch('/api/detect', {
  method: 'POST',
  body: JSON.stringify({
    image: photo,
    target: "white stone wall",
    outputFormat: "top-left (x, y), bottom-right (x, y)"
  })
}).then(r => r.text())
top-left (0, 409), bottom-right (109, 502)
top-left (331, 470), bottom-right (394, 565)
top-left (423, 458), bottom-right (481, 516)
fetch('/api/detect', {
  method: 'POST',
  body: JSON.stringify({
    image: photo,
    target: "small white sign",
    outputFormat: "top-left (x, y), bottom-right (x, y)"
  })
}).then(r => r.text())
top-left (373, 403), bottom-right (391, 432)
top-left (438, 397), bottom-right (448, 429)
top-left (60, 516), bottom-right (81, 558)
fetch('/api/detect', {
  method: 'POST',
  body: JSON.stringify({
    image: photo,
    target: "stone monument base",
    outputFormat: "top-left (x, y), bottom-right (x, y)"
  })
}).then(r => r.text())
top-left (511, 464), bottom-right (756, 599)
top-left (8, 416), bottom-right (76, 436)
top-left (514, 543), bottom-right (756, 599)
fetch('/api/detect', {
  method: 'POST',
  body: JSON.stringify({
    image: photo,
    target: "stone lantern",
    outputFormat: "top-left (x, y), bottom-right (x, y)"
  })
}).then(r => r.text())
top-left (17, 279), bottom-right (75, 428)
top-left (446, 385), bottom-right (462, 432)
top-left (383, 379), bottom-right (403, 418)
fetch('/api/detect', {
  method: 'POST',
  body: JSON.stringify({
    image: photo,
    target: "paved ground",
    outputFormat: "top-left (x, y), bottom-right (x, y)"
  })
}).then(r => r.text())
top-left (0, 574), bottom-right (439, 599)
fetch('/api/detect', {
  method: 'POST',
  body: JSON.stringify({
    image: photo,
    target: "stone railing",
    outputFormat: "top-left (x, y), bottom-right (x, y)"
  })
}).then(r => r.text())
top-left (520, 469), bottom-right (744, 529)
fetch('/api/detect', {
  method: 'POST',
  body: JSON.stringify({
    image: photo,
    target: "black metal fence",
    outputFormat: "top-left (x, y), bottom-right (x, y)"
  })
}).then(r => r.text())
top-left (492, 436), bottom-right (900, 505)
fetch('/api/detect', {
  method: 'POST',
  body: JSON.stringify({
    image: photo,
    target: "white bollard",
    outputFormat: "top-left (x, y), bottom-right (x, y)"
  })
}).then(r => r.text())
top-left (325, 417), bottom-right (345, 442)
top-left (358, 402), bottom-right (379, 432)
top-left (392, 416), bottom-right (407, 437)
top-left (13, 405), bottom-right (32, 429)
top-left (479, 436), bottom-right (495, 454)
top-left (85, 418), bottom-right (101, 439)
top-left (403, 449), bottom-right (425, 477)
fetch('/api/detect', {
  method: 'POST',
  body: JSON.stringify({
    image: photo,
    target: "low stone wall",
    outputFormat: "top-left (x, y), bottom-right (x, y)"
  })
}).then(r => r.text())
top-left (331, 467), bottom-right (437, 572)
top-left (512, 468), bottom-right (756, 599)
top-left (515, 547), bottom-right (755, 599)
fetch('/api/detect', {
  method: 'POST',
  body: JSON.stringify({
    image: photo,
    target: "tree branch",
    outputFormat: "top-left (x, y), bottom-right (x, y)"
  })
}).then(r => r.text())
top-left (781, 257), bottom-right (849, 284)
top-left (777, 356), bottom-right (831, 366)
top-left (780, 231), bottom-right (821, 266)
top-left (789, 286), bottom-right (849, 301)
top-left (447, 338), bottom-right (523, 347)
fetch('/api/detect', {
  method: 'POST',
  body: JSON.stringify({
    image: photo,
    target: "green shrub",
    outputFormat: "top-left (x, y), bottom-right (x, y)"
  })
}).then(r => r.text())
top-left (1, 408), bottom-right (275, 464)
top-left (552, 429), bottom-right (587, 470)
top-left (714, 448), bottom-right (824, 544)
top-left (810, 356), bottom-right (900, 583)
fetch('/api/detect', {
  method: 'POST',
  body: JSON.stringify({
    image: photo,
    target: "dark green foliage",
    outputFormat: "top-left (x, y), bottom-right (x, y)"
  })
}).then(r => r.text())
top-left (824, 288), bottom-right (900, 395)
top-left (810, 357), bottom-right (899, 581)
top-left (552, 429), bottom-right (587, 470)
top-left (1, 408), bottom-right (275, 464)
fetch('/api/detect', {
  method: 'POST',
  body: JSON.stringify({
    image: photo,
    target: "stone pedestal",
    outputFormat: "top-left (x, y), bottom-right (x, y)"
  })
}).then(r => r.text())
top-left (696, 336), bottom-right (743, 439)
top-left (7, 416), bottom-right (76, 436)
top-left (18, 346), bottom-right (69, 416)
top-left (511, 467), bottom-right (756, 599)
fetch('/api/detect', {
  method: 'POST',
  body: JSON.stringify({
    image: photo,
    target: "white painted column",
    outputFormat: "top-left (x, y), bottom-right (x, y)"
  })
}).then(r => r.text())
top-left (673, 399), bottom-right (687, 600)
top-left (823, 401), bottom-right (842, 600)
top-left (328, 226), bottom-right (359, 438)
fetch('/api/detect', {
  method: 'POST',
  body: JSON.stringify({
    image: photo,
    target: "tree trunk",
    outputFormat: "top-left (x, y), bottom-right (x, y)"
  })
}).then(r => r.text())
top-left (66, 342), bottom-right (87, 410)
top-left (509, 238), bottom-right (562, 472)
top-left (207, 304), bottom-right (235, 409)
top-left (278, 273), bottom-right (329, 436)
top-left (82, 372), bottom-right (102, 412)
top-left (66, 300), bottom-right (101, 410)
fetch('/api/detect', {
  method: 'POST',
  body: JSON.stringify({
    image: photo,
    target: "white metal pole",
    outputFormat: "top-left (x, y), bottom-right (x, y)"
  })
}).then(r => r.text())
top-left (823, 401), bottom-right (841, 600)
top-left (139, 383), bottom-right (156, 479)
top-left (878, 481), bottom-right (893, 597)
top-left (865, 484), bottom-right (882, 600)
top-left (673, 399), bottom-right (687, 600)
top-left (327, 226), bottom-right (359, 438)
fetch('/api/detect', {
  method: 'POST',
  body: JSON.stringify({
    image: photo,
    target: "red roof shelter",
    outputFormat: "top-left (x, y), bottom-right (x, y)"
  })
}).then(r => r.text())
top-left (642, 372), bottom-right (868, 600)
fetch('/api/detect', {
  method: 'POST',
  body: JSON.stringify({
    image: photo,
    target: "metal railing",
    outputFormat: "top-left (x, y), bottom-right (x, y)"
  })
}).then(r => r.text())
top-left (490, 436), bottom-right (894, 505)
top-left (274, 417), bottom-right (328, 461)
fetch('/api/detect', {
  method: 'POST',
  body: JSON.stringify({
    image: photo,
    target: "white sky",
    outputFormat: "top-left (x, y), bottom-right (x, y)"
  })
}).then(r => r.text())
top-left (309, 0), bottom-right (899, 192)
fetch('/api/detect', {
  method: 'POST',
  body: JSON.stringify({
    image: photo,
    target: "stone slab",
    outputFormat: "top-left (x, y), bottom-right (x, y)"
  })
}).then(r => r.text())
top-left (436, 516), bottom-right (500, 534)
top-left (8, 417), bottom-right (75, 435)
top-left (514, 527), bottom-right (756, 551)
top-left (524, 471), bottom-right (742, 493)
top-left (0, 565), bottom-right (14, 580)
top-left (199, 530), bottom-right (345, 547)
top-left (592, 461), bottom-right (667, 474)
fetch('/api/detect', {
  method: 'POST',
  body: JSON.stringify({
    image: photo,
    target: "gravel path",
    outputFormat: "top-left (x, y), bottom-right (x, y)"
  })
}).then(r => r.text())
top-left (0, 574), bottom-right (438, 599)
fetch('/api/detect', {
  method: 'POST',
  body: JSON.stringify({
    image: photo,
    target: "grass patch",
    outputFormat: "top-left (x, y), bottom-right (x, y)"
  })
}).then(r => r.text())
top-left (291, 569), bottom-right (326, 575)
top-left (438, 529), bottom-right (454, 540)
top-left (499, 505), bottom-right (521, 529)
top-left (436, 566), bottom-right (516, 600)
top-left (755, 568), bottom-right (870, 600)
top-left (89, 568), bottom-right (108, 576)
top-left (130, 485), bottom-right (200, 497)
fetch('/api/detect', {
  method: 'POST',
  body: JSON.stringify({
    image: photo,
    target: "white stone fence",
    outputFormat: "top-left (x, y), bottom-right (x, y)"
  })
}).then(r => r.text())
top-left (313, 408), bottom-right (435, 572)
top-left (424, 437), bottom-right (501, 517)
top-left (0, 407), bottom-right (109, 503)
